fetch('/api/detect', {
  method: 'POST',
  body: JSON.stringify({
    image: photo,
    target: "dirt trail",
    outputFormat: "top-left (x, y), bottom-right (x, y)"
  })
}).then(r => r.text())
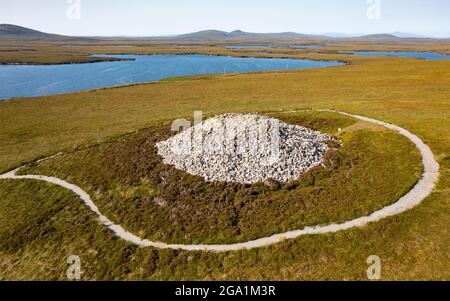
top-left (0, 110), bottom-right (439, 252)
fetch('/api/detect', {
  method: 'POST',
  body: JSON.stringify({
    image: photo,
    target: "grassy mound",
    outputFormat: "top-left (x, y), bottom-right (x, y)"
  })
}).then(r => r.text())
top-left (17, 111), bottom-right (422, 244)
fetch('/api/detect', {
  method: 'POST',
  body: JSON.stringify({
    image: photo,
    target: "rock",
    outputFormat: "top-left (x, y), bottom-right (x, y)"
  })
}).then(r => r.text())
top-left (283, 180), bottom-right (299, 191)
top-left (264, 178), bottom-right (281, 190)
top-left (156, 113), bottom-right (334, 184)
top-left (153, 196), bottom-right (167, 207)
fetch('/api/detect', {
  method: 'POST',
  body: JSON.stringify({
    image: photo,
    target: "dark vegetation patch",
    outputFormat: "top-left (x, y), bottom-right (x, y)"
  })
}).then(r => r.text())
top-left (0, 178), bottom-right (447, 280)
top-left (18, 112), bottom-right (422, 244)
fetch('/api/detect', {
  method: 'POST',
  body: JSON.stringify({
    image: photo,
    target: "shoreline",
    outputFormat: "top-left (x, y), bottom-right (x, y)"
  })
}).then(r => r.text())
top-left (0, 54), bottom-right (346, 101)
top-left (0, 51), bottom-right (349, 66)
top-left (0, 57), bottom-right (135, 66)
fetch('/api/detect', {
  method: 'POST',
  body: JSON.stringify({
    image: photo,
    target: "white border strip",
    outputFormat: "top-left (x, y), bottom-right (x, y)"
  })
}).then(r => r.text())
top-left (0, 110), bottom-right (439, 252)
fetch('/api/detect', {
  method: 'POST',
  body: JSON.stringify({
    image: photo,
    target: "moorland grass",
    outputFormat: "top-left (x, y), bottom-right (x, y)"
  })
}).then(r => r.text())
top-left (0, 57), bottom-right (449, 174)
top-left (0, 176), bottom-right (447, 280)
top-left (17, 112), bottom-right (422, 244)
top-left (0, 41), bottom-right (449, 279)
top-left (1, 38), bottom-right (449, 65)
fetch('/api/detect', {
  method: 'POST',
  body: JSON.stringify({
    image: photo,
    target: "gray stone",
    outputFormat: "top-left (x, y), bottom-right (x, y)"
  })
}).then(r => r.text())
top-left (156, 113), bottom-right (334, 184)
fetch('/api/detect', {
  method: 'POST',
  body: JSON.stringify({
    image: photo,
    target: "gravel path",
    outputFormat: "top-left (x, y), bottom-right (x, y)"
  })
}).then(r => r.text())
top-left (0, 110), bottom-right (440, 252)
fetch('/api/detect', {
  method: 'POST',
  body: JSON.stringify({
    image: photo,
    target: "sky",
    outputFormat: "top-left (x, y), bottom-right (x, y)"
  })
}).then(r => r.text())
top-left (1, 0), bottom-right (450, 37)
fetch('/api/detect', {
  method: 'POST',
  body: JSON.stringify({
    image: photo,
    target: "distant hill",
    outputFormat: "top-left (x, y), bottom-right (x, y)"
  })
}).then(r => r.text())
top-left (390, 32), bottom-right (427, 38)
top-left (323, 32), bottom-right (432, 39)
top-left (0, 25), bottom-right (323, 41)
top-left (1, 24), bottom-right (435, 42)
top-left (0, 24), bottom-right (95, 41)
top-left (165, 29), bottom-right (323, 41)
top-left (358, 33), bottom-right (399, 39)
top-left (173, 30), bottom-right (235, 40)
top-left (0, 24), bottom-right (64, 40)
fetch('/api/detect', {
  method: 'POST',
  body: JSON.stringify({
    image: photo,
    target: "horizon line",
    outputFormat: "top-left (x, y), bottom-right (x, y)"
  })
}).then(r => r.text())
top-left (2, 23), bottom-right (450, 39)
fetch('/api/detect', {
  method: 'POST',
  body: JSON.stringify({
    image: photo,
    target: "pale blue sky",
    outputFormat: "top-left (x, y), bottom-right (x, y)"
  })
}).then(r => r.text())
top-left (1, 0), bottom-right (449, 37)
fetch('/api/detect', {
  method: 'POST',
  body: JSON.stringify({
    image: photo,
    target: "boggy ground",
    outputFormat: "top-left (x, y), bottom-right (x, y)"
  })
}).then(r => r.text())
top-left (17, 112), bottom-right (422, 245)
top-left (1, 38), bottom-right (450, 65)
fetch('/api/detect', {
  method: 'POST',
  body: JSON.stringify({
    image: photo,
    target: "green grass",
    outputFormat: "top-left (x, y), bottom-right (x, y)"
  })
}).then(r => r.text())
top-left (17, 112), bottom-right (422, 245)
top-left (0, 40), bottom-right (449, 280)
top-left (0, 177), bottom-right (447, 280)
top-left (0, 54), bottom-right (449, 175)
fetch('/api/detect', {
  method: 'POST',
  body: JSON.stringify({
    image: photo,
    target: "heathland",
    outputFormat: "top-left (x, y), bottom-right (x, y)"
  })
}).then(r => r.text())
top-left (0, 33), bottom-right (449, 280)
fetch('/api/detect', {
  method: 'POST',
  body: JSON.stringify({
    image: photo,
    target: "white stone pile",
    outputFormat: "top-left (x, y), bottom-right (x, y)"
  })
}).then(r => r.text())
top-left (156, 113), bottom-right (334, 184)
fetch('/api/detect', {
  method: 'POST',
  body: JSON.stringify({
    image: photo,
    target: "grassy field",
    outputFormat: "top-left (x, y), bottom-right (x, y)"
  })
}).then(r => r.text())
top-left (0, 40), bottom-right (449, 280)
top-left (1, 38), bottom-right (449, 65)
top-left (17, 112), bottom-right (422, 244)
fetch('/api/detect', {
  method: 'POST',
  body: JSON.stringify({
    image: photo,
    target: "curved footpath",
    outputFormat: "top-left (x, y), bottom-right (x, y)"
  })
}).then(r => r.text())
top-left (0, 110), bottom-right (440, 252)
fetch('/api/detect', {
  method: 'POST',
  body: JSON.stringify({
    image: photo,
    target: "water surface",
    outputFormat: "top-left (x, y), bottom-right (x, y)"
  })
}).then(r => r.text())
top-left (290, 44), bottom-right (322, 49)
top-left (224, 45), bottom-right (274, 49)
top-left (350, 51), bottom-right (450, 60)
top-left (0, 54), bottom-right (344, 100)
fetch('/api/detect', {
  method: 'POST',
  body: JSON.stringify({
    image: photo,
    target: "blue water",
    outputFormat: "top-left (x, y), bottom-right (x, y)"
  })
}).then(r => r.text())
top-left (350, 51), bottom-right (450, 60)
top-left (224, 45), bottom-right (273, 49)
top-left (0, 54), bottom-right (344, 100)
top-left (248, 52), bottom-right (273, 55)
top-left (290, 44), bottom-right (322, 49)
